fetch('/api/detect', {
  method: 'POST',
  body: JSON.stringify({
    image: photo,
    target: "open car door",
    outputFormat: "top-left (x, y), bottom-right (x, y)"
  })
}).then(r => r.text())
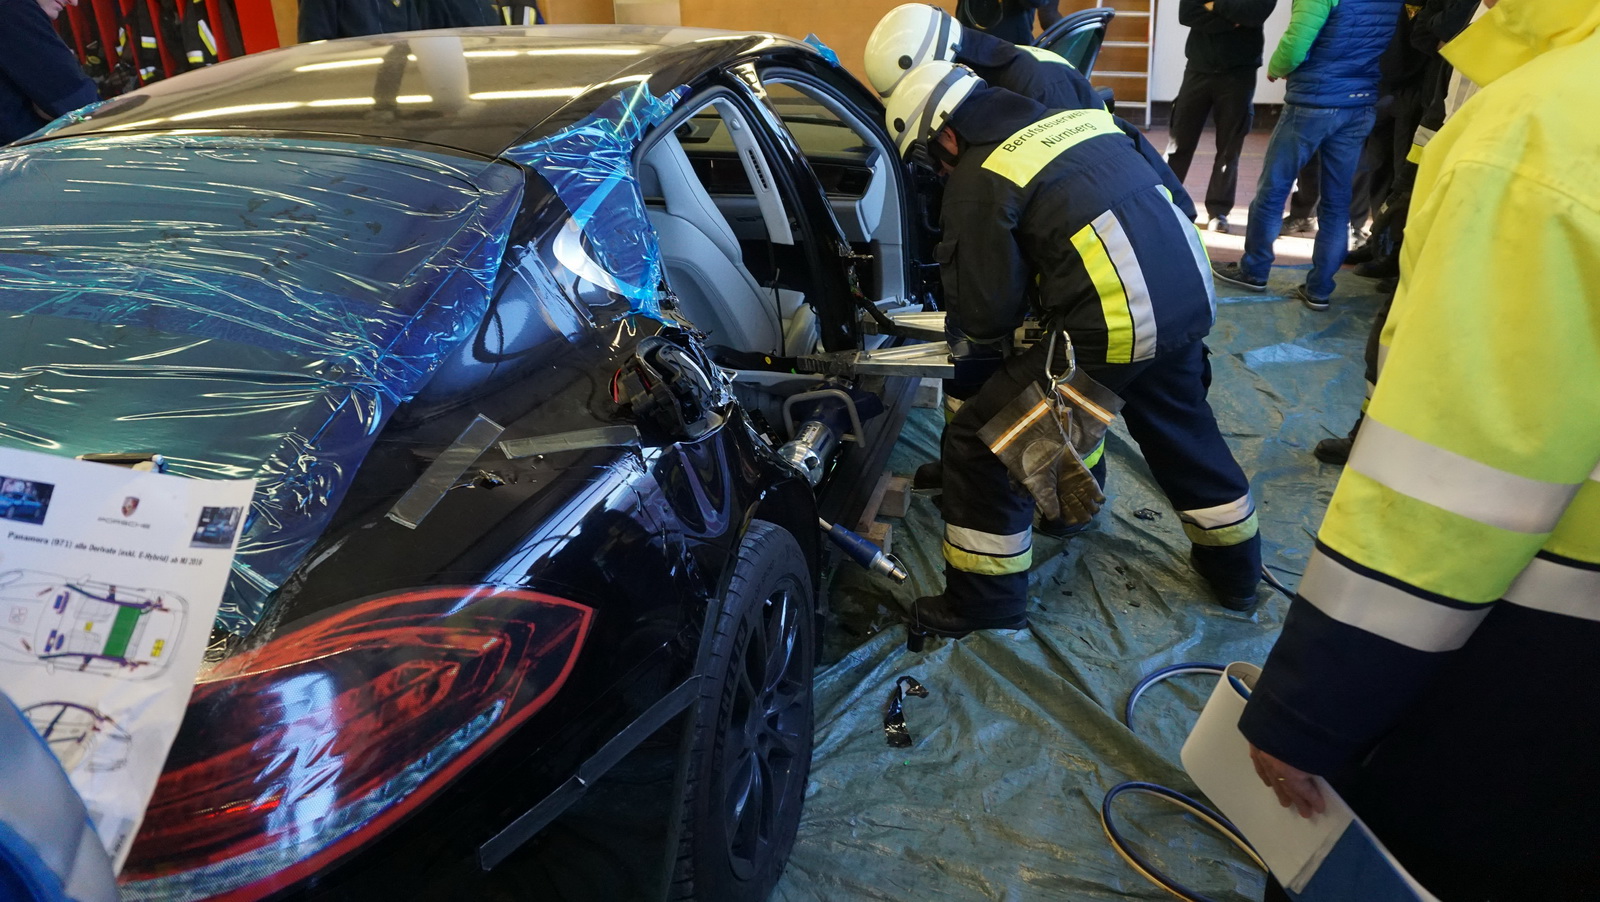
top-left (1034, 8), bottom-right (1114, 72)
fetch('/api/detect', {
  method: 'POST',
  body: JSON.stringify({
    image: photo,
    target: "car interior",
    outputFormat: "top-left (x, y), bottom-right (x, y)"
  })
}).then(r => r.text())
top-left (636, 80), bottom-right (908, 362)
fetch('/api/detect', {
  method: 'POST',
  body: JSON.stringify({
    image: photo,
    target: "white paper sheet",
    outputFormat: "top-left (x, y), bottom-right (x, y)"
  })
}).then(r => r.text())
top-left (1180, 663), bottom-right (1440, 901)
top-left (1179, 662), bottom-right (1352, 892)
top-left (0, 446), bottom-right (254, 871)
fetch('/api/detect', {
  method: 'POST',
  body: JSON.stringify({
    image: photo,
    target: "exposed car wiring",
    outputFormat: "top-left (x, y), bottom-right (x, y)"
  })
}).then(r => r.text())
top-left (766, 236), bottom-right (785, 357)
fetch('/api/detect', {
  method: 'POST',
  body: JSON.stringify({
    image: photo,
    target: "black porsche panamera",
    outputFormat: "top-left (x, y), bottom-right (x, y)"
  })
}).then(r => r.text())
top-left (0, 20), bottom-right (1105, 900)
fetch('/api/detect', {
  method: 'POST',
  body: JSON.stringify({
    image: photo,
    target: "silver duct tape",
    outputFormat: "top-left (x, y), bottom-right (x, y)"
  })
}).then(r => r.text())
top-left (386, 415), bottom-right (505, 529)
top-left (497, 425), bottom-right (641, 460)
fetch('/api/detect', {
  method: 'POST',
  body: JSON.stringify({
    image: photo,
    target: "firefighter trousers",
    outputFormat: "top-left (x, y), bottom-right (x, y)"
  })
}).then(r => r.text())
top-left (940, 339), bottom-right (1260, 616)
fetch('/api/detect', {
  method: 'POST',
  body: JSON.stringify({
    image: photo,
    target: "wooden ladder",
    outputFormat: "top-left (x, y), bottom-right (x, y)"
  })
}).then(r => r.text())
top-left (1064, 0), bottom-right (1154, 127)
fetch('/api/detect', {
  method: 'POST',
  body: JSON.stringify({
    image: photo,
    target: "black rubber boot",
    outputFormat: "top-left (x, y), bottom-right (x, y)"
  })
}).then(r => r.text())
top-left (908, 593), bottom-right (1029, 639)
top-left (913, 460), bottom-right (943, 490)
top-left (1189, 547), bottom-right (1261, 613)
top-left (1354, 256), bottom-right (1400, 278)
top-left (1035, 517), bottom-right (1091, 539)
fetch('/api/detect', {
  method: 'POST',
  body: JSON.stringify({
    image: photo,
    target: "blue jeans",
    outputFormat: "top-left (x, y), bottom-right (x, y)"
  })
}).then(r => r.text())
top-left (1240, 103), bottom-right (1378, 299)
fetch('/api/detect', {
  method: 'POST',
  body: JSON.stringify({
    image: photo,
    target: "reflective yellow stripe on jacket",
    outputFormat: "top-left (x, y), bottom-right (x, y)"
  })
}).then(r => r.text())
top-left (1067, 210), bottom-right (1156, 364)
top-left (981, 107), bottom-right (1119, 187)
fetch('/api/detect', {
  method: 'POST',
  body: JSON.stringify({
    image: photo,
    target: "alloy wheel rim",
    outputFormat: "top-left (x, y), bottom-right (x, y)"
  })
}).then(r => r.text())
top-left (722, 581), bottom-right (807, 880)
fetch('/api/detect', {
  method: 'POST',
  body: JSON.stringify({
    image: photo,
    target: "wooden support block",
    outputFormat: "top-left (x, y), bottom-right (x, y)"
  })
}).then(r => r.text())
top-left (862, 521), bottom-right (892, 555)
top-left (880, 476), bottom-right (911, 519)
top-left (913, 377), bottom-right (943, 409)
top-left (856, 473), bottom-right (893, 532)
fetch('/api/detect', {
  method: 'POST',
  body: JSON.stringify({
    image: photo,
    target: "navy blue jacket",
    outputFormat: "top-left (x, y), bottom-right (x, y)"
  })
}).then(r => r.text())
top-left (0, 0), bottom-right (98, 145)
top-left (1285, 0), bottom-right (1405, 107)
top-left (957, 27), bottom-right (1102, 109)
top-left (938, 87), bottom-right (1215, 364)
top-left (957, 30), bottom-right (1198, 221)
top-left (956, 0), bottom-right (1054, 46)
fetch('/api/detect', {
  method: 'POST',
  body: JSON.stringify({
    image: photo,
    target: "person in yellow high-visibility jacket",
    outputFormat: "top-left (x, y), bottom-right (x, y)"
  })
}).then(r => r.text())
top-left (1239, 0), bottom-right (1600, 898)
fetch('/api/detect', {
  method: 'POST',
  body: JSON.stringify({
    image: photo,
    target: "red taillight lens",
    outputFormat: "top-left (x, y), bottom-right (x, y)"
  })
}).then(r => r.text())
top-left (116, 586), bottom-right (592, 901)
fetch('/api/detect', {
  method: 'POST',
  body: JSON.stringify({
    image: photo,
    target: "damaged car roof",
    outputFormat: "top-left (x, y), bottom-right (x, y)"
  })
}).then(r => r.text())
top-left (28, 26), bottom-right (820, 160)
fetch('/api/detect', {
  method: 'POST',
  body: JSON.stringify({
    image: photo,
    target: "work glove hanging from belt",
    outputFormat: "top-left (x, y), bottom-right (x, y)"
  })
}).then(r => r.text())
top-left (977, 336), bottom-right (1124, 526)
top-left (1051, 364), bottom-right (1123, 465)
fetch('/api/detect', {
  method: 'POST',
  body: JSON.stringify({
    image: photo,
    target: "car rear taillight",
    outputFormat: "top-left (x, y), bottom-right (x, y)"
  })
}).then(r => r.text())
top-left (116, 586), bottom-right (593, 901)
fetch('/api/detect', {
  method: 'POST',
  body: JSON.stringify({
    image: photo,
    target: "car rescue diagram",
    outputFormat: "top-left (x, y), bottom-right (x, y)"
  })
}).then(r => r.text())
top-left (0, 570), bottom-right (186, 678)
top-left (23, 701), bottom-right (134, 773)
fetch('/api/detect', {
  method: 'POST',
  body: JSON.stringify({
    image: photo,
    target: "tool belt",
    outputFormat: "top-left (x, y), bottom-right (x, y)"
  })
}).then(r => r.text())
top-left (977, 332), bottom-right (1124, 526)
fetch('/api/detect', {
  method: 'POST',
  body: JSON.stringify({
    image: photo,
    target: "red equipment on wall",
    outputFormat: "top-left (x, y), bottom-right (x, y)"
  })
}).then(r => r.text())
top-left (54, 0), bottom-right (274, 98)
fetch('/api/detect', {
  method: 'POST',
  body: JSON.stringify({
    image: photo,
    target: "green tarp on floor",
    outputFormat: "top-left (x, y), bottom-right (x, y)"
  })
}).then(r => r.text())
top-left (776, 270), bottom-right (1387, 902)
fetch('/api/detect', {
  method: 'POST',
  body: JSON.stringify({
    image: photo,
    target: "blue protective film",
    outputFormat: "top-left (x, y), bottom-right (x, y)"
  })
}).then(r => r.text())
top-left (501, 82), bottom-right (687, 322)
top-left (27, 99), bottom-right (114, 141)
top-left (803, 34), bottom-right (841, 67)
top-left (0, 135), bottom-right (523, 638)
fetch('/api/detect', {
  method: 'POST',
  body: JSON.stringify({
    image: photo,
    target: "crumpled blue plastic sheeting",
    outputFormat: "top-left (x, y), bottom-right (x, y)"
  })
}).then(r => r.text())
top-left (0, 134), bottom-right (523, 638)
top-left (27, 98), bottom-right (113, 141)
top-left (502, 83), bottom-right (688, 323)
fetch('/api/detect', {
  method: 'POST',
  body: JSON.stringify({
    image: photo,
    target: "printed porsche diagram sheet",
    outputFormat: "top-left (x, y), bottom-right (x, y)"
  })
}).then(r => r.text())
top-left (0, 446), bottom-right (254, 870)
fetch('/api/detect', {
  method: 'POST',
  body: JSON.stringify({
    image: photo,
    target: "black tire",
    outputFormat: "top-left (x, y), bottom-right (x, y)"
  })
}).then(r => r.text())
top-left (672, 520), bottom-right (815, 902)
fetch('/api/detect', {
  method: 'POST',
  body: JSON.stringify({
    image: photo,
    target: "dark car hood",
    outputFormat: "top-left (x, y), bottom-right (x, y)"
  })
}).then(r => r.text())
top-left (0, 134), bottom-right (524, 639)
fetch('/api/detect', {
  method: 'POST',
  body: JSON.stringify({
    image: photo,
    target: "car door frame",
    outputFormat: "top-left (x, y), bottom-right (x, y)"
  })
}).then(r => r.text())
top-left (747, 55), bottom-right (943, 316)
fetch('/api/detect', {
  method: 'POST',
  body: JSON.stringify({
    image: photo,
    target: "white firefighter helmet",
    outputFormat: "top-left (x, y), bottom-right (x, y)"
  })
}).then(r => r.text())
top-left (864, 4), bottom-right (963, 97)
top-left (883, 61), bottom-right (983, 159)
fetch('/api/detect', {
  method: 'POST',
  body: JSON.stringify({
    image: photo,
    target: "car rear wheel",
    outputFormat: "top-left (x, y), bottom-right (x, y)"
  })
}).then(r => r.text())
top-left (672, 519), bottom-right (814, 902)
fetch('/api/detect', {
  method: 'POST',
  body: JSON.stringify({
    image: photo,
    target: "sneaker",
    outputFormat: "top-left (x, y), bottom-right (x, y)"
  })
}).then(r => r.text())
top-left (1211, 261), bottom-right (1267, 292)
top-left (908, 594), bottom-right (1028, 639)
top-left (1282, 215), bottom-right (1316, 235)
top-left (1291, 284), bottom-right (1330, 311)
top-left (1207, 216), bottom-right (1230, 234)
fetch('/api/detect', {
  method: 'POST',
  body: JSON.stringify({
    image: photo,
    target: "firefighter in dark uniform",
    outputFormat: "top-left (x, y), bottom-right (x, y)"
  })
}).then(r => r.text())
top-left (868, 3), bottom-right (1184, 179)
top-left (867, 2), bottom-right (1193, 498)
top-left (885, 62), bottom-right (1263, 635)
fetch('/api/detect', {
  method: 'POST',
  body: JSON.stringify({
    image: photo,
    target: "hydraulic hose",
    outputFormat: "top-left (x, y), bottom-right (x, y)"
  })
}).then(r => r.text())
top-left (1260, 565), bottom-right (1296, 601)
top-left (1100, 782), bottom-right (1265, 902)
top-left (818, 518), bottom-right (908, 583)
top-left (1123, 662), bottom-right (1226, 731)
top-left (1102, 660), bottom-right (1269, 900)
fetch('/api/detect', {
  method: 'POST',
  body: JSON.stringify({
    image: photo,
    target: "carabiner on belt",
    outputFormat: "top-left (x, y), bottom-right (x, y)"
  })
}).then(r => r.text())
top-left (1043, 328), bottom-right (1078, 389)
